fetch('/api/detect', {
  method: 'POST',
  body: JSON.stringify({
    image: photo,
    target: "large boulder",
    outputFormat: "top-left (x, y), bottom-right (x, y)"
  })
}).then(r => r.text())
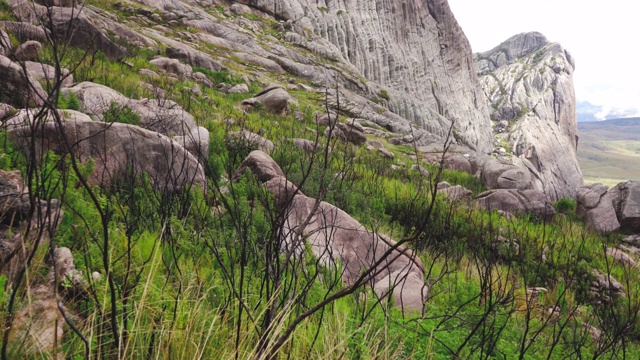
top-left (480, 158), bottom-right (532, 190)
top-left (48, 7), bottom-right (126, 61)
top-left (264, 176), bottom-right (427, 312)
top-left (13, 40), bottom-right (41, 61)
top-left (576, 183), bottom-right (620, 234)
top-left (241, 84), bottom-right (297, 115)
top-left (233, 150), bottom-right (284, 182)
top-left (228, 129), bottom-right (275, 153)
top-left (8, 247), bottom-right (83, 356)
top-left (165, 46), bottom-right (225, 72)
top-left (475, 189), bottom-right (556, 221)
top-left (24, 61), bottom-right (74, 87)
top-left (9, 114), bottom-right (206, 192)
top-left (0, 54), bottom-right (47, 107)
top-left (173, 126), bottom-right (209, 160)
top-left (234, 149), bottom-right (427, 311)
top-left (67, 82), bottom-right (196, 135)
top-left (0, 22), bottom-right (48, 43)
top-left (149, 57), bottom-right (193, 79)
top-left (609, 181), bottom-right (640, 232)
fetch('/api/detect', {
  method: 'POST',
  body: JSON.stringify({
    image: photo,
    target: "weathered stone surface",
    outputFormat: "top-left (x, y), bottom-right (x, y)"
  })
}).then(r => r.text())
top-left (166, 46), bottom-right (225, 72)
top-left (238, 0), bottom-right (493, 152)
top-left (150, 57), bottom-right (193, 79)
top-left (590, 269), bottom-right (626, 305)
top-left (476, 32), bottom-right (583, 200)
top-left (291, 138), bottom-right (321, 153)
top-left (173, 126), bottom-right (209, 160)
top-left (138, 68), bottom-right (160, 78)
top-left (0, 169), bottom-right (30, 226)
top-left (9, 116), bottom-right (206, 191)
top-left (422, 153), bottom-right (473, 175)
top-left (0, 54), bottom-right (47, 107)
top-left (0, 28), bottom-right (10, 56)
top-left (326, 122), bottom-right (367, 146)
top-left (233, 150), bottom-right (284, 182)
top-left (475, 189), bottom-right (555, 221)
top-left (480, 158), bottom-right (532, 190)
top-left (609, 181), bottom-right (640, 232)
top-left (241, 84), bottom-right (297, 115)
top-left (606, 248), bottom-right (635, 266)
top-left (0, 21), bottom-right (48, 42)
top-left (67, 82), bottom-right (196, 135)
top-left (192, 72), bottom-right (214, 88)
top-left (24, 61), bottom-right (74, 87)
top-left (0, 103), bottom-right (16, 121)
top-left (233, 150), bottom-right (427, 311)
top-left (439, 184), bottom-right (472, 202)
top-left (576, 184), bottom-right (620, 234)
top-left (264, 176), bottom-right (426, 312)
top-left (228, 129), bottom-right (275, 153)
top-left (228, 83), bottom-right (249, 94)
top-left (8, 247), bottom-right (82, 356)
top-left (13, 40), bottom-right (41, 61)
top-left (49, 7), bottom-right (127, 61)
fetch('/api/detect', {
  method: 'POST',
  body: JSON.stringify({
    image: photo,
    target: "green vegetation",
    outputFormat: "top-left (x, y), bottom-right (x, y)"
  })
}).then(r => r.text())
top-left (2, 8), bottom-right (640, 360)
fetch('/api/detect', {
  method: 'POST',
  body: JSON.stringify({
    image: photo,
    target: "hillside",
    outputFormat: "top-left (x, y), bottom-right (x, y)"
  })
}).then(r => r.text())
top-left (1, 1), bottom-right (640, 359)
top-left (578, 118), bottom-right (640, 185)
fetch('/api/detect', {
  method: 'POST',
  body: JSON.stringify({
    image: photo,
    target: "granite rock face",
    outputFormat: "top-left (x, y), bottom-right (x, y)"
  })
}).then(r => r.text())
top-left (234, 0), bottom-right (493, 152)
top-left (476, 32), bottom-right (583, 201)
top-left (609, 181), bottom-right (640, 232)
top-left (576, 183), bottom-right (620, 234)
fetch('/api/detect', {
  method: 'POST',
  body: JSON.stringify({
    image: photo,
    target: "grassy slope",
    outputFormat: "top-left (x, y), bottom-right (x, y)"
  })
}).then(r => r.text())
top-left (578, 118), bottom-right (640, 184)
top-left (3, 2), bottom-right (640, 359)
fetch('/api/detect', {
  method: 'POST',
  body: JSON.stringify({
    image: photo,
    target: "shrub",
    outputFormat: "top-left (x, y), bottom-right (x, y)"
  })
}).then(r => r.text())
top-left (58, 92), bottom-right (81, 110)
top-left (102, 101), bottom-right (140, 125)
top-left (554, 197), bottom-right (577, 214)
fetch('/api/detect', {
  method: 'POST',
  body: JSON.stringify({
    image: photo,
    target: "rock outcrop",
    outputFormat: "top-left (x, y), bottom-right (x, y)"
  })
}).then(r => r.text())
top-left (0, 54), bottom-right (47, 107)
top-left (475, 189), bottom-right (556, 221)
top-left (237, 151), bottom-right (427, 311)
top-left (241, 84), bottom-right (297, 115)
top-left (609, 181), bottom-right (640, 232)
top-left (67, 82), bottom-right (196, 136)
top-left (9, 113), bottom-right (206, 192)
top-left (476, 32), bottom-right (583, 200)
top-left (576, 183), bottom-right (620, 234)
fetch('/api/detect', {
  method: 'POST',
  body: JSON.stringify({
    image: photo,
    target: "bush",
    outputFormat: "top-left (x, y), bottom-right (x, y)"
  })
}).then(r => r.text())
top-left (58, 92), bottom-right (81, 110)
top-left (102, 101), bottom-right (140, 125)
top-left (554, 197), bottom-right (577, 214)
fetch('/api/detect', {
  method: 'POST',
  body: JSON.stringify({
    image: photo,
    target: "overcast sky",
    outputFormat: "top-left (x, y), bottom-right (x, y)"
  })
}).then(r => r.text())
top-left (448, 0), bottom-right (640, 119)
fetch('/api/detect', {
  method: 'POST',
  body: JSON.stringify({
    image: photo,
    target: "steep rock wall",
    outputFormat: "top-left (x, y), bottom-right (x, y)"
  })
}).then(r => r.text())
top-left (476, 32), bottom-right (583, 200)
top-left (236, 0), bottom-right (493, 152)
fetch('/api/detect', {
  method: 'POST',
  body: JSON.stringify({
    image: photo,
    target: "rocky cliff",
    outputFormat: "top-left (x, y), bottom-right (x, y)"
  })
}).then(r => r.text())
top-left (476, 32), bottom-right (583, 200)
top-left (125, 0), bottom-right (493, 151)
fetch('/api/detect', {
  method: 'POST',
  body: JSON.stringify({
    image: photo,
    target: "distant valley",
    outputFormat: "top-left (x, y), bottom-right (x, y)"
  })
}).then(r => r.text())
top-left (578, 117), bottom-right (640, 185)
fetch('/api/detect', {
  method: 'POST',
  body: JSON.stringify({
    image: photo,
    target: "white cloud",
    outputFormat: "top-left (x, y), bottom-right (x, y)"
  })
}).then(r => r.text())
top-left (448, 0), bottom-right (640, 115)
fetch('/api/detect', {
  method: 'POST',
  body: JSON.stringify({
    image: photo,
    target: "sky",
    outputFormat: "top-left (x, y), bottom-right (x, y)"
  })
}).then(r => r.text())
top-left (448, 0), bottom-right (640, 120)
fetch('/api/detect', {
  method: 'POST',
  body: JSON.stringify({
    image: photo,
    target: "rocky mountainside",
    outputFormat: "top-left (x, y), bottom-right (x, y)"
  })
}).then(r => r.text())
top-left (84, 0), bottom-right (492, 151)
top-left (8, 1), bottom-right (640, 359)
top-left (476, 32), bottom-right (583, 201)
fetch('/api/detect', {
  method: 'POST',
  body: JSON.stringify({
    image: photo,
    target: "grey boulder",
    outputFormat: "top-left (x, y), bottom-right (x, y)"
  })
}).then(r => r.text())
top-left (475, 189), bottom-right (555, 221)
top-left (610, 181), bottom-right (640, 232)
top-left (576, 183), bottom-right (620, 234)
top-left (241, 84), bottom-right (297, 115)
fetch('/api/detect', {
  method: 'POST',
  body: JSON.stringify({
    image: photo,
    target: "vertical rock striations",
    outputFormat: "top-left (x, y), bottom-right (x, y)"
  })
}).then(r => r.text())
top-left (476, 32), bottom-right (583, 200)
top-left (236, 0), bottom-right (493, 152)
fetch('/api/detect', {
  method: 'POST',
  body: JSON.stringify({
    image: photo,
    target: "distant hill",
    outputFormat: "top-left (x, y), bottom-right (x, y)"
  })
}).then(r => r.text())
top-left (577, 117), bottom-right (640, 184)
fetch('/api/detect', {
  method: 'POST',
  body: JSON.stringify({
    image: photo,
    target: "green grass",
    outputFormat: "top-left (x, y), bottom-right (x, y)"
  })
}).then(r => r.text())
top-left (3, 13), bottom-right (640, 360)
